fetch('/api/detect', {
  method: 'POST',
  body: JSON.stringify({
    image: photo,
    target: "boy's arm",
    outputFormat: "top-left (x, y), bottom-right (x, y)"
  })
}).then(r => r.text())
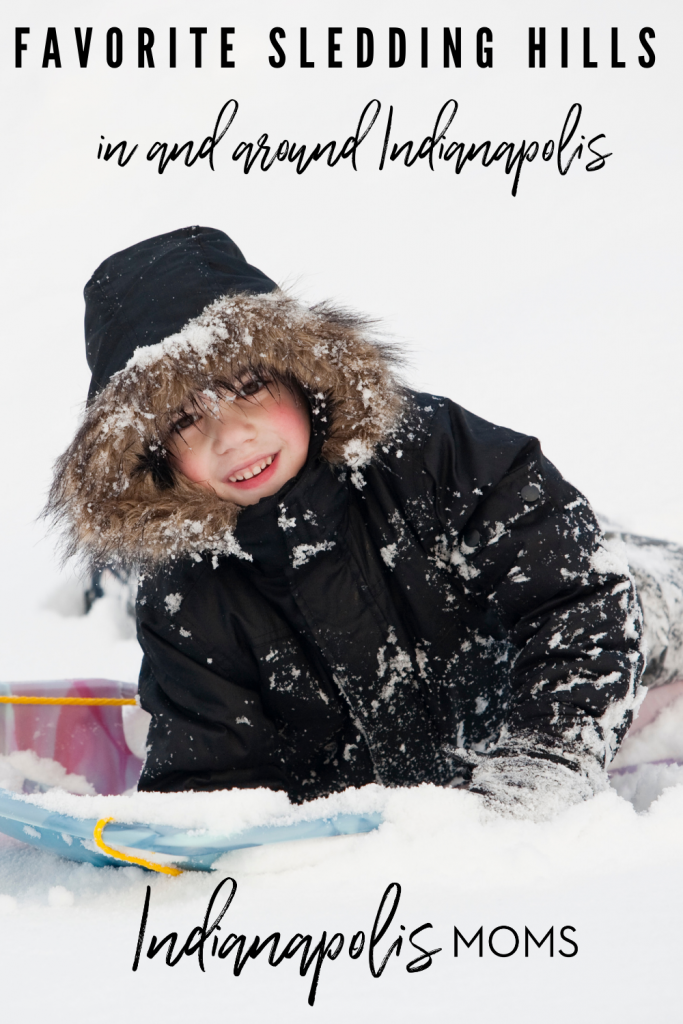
top-left (425, 401), bottom-right (644, 817)
top-left (135, 616), bottom-right (290, 793)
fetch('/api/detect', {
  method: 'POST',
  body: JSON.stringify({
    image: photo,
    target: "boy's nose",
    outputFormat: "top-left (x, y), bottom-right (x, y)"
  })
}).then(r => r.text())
top-left (210, 406), bottom-right (257, 453)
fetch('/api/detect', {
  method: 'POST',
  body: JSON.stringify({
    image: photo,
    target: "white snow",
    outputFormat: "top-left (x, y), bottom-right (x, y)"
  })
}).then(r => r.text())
top-left (611, 694), bottom-right (683, 769)
top-left (343, 438), bottom-right (373, 467)
top-left (121, 704), bottom-right (152, 760)
top-left (0, 751), bottom-right (95, 796)
top-left (380, 544), bottom-right (397, 568)
top-left (291, 541), bottom-right (336, 568)
top-left (278, 506), bottom-right (296, 531)
top-left (0, 771), bottom-right (682, 1020)
top-left (164, 593), bottom-right (182, 616)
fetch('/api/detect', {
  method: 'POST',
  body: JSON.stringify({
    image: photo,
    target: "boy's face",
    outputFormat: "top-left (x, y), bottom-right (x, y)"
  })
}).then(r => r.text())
top-left (168, 379), bottom-right (311, 505)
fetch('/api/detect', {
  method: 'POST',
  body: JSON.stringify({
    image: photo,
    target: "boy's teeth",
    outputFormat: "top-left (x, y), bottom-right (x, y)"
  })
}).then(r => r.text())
top-left (229, 455), bottom-right (275, 483)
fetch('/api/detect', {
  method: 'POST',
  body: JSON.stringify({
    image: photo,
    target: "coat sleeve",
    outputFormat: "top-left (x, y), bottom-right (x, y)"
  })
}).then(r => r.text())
top-left (135, 583), bottom-right (289, 794)
top-left (423, 401), bottom-right (645, 816)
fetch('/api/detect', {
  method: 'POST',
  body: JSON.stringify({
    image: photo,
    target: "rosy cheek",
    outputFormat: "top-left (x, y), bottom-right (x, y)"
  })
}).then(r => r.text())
top-left (269, 402), bottom-right (311, 457)
top-left (172, 446), bottom-right (207, 484)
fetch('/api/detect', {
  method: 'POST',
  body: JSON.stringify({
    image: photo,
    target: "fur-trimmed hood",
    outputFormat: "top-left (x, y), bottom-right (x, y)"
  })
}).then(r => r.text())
top-left (46, 290), bottom-right (404, 568)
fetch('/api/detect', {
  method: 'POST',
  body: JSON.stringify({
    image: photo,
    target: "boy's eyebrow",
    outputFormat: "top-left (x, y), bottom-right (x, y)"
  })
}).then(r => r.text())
top-left (172, 391), bottom-right (224, 420)
top-left (168, 369), bottom-right (277, 426)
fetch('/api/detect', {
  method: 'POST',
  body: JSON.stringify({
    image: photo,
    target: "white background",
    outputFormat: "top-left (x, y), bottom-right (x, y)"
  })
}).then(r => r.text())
top-left (0, 2), bottom-right (681, 1020)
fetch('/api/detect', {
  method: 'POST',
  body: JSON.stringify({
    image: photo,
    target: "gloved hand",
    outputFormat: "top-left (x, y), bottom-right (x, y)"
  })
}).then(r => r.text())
top-left (469, 754), bottom-right (604, 822)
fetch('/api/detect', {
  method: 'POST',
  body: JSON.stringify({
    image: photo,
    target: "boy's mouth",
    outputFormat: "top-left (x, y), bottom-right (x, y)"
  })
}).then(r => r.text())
top-left (224, 452), bottom-right (279, 489)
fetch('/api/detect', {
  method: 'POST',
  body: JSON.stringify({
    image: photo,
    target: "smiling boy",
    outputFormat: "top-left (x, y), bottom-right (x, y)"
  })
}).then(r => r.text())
top-left (169, 376), bottom-right (311, 502)
top-left (47, 226), bottom-right (644, 818)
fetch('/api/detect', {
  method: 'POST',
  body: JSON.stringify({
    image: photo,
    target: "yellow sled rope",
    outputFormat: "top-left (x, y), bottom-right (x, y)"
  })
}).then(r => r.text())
top-left (0, 696), bottom-right (137, 706)
top-left (93, 818), bottom-right (184, 876)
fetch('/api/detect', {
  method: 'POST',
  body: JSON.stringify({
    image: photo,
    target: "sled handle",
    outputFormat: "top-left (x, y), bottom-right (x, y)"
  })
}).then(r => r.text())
top-left (0, 696), bottom-right (137, 706)
top-left (93, 818), bottom-right (184, 876)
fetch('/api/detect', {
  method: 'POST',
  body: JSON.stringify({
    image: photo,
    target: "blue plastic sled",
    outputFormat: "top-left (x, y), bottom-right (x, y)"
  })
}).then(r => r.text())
top-left (0, 679), bottom-right (383, 871)
top-left (0, 787), bottom-right (383, 872)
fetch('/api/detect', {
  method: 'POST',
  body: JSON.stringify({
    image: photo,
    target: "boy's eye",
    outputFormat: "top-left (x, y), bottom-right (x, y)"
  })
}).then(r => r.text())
top-left (237, 379), bottom-right (266, 398)
top-left (172, 411), bottom-right (201, 433)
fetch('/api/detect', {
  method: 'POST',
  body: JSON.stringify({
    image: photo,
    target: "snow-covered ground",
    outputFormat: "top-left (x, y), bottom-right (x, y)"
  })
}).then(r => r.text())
top-left (1, 550), bottom-right (683, 1023)
top-left (2, 0), bottom-right (682, 1019)
top-left (1, 761), bottom-right (683, 1021)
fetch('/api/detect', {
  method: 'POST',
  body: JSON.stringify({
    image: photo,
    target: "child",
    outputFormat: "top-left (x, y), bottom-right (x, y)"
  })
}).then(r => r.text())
top-left (47, 225), bottom-right (644, 818)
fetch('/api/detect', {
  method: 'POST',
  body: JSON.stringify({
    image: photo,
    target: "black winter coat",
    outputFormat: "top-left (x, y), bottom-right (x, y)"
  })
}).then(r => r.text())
top-left (47, 229), bottom-right (643, 807)
top-left (135, 391), bottom-right (643, 800)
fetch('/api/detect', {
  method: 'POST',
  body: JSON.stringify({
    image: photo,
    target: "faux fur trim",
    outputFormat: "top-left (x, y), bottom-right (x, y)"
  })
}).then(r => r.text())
top-left (46, 291), bottom-right (404, 569)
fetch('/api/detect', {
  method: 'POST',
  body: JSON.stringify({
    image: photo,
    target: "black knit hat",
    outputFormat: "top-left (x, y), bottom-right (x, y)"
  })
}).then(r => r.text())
top-left (84, 226), bottom-right (277, 402)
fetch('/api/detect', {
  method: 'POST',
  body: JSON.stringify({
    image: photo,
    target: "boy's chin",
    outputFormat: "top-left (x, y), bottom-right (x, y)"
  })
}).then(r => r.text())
top-left (222, 485), bottom-right (278, 506)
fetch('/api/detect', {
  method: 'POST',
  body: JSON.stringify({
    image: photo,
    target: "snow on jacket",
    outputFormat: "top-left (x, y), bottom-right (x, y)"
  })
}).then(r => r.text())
top-left (46, 227), bottom-right (644, 811)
